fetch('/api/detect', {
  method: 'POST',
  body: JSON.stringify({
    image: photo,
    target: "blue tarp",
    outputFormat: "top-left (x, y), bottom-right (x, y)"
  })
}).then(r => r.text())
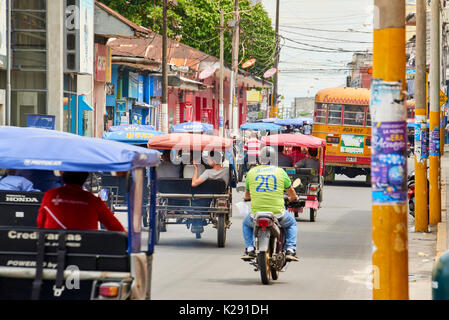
top-left (102, 129), bottom-right (165, 145)
top-left (172, 122), bottom-right (214, 133)
top-left (0, 126), bottom-right (160, 172)
top-left (240, 122), bottom-right (284, 131)
top-left (274, 118), bottom-right (305, 127)
top-left (108, 124), bottom-right (156, 132)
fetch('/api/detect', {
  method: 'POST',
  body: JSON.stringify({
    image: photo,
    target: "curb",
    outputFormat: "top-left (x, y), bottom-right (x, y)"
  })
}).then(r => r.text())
top-left (436, 148), bottom-right (449, 260)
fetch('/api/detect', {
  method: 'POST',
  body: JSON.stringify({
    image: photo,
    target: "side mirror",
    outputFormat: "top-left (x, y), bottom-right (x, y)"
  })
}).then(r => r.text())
top-left (292, 178), bottom-right (302, 189)
top-left (236, 186), bottom-right (246, 193)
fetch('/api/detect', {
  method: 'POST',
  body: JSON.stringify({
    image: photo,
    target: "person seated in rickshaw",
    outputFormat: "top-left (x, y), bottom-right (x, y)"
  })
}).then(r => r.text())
top-left (37, 171), bottom-right (125, 232)
top-left (156, 150), bottom-right (182, 178)
top-left (287, 146), bottom-right (307, 165)
top-left (244, 132), bottom-right (261, 167)
top-left (0, 169), bottom-right (41, 192)
top-left (191, 150), bottom-right (229, 187)
top-left (295, 148), bottom-right (319, 170)
top-left (183, 150), bottom-right (206, 179)
top-left (274, 145), bottom-right (293, 167)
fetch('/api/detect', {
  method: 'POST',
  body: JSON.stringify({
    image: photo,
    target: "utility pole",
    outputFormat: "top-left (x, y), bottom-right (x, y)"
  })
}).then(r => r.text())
top-left (6, 0), bottom-right (11, 126)
top-left (429, 0), bottom-right (441, 225)
top-left (161, 0), bottom-right (169, 133)
top-left (415, 0), bottom-right (429, 232)
top-left (271, 0), bottom-right (280, 118)
top-left (231, 0), bottom-right (240, 135)
top-left (219, 10), bottom-right (225, 138)
top-left (371, 0), bottom-right (408, 300)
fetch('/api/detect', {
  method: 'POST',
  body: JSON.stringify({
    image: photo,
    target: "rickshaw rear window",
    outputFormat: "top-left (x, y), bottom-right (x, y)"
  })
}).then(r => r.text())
top-left (326, 136), bottom-right (340, 144)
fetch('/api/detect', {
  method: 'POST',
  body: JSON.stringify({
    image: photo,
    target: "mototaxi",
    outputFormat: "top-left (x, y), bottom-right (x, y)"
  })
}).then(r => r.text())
top-left (102, 125), bottom-right (165, 227)
top-left (146, 133), bottom-right (237, 247)
top-left (261, 133), bottom-right (326, 222)
top-left (0, 126), bottom-right (161, 300)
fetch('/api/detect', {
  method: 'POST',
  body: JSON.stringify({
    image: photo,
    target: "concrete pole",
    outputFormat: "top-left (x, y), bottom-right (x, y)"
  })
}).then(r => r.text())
top-left (219, 10), bottom-right (224, 138)
top-left (429, 0), bottom-right (441, 225)
top-left (371, 0), bottom-right (409, 300)
top-left (231, 0), bottom-right (240, 135)
top-left (161, 0), bottom-right (169, 133)
top-left (272, 0), bottom-right (280, 118)
top-left (415, 0), bottom-right (429, 232)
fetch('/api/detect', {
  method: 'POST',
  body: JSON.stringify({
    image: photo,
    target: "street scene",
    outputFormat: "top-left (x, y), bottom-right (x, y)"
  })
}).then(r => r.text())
top-left (0, 0), bottom-right (449, 305)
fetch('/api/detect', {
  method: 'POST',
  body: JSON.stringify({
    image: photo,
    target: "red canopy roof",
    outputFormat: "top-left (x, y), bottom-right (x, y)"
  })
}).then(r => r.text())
top-left (262, 134), bottom-right (326, 149)
top-left (147, 133), bottom-right (232, 151)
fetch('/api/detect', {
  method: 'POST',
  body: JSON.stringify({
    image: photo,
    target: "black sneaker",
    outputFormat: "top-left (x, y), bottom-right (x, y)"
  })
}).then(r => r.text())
top-left (241, 248), bottom-right (256, 261)
top-left (285, 248), bottom-right (299, 262)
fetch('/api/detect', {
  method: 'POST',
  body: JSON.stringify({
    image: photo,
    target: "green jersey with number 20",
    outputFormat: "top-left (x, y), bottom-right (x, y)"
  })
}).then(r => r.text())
top-left (245, 165), bottom-right (292, 216)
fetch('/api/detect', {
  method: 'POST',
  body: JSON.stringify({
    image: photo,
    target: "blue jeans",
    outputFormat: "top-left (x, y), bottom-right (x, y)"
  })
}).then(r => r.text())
top-left (242, 211), bottom-right (297, 251)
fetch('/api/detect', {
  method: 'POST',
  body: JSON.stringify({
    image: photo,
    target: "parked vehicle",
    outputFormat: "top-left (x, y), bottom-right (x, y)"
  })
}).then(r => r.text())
top-left (0, 126), bottom-right (161, 300)
top-left (147, 133), bottom-right (237, 247)
top-left (262, 133), bottom-right (326, 222)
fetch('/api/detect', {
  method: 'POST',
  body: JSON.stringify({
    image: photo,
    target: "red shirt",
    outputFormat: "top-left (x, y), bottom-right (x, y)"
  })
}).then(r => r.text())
top-left (37, 184), bottom-right (125, 232)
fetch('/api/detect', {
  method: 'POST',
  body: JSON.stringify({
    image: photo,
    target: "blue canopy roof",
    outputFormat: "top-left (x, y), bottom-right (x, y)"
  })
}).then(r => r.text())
top-left (102, 129), bottom-right (165, 145)
top-left (240, 122), bottom-right (284, 131)
top-left (259, 118), bottom-right (277, 123)
top-left (172, 122), bottom-right (214, 133)
top-left (0, 127), bottom-right (160, 172)
top-left (108, 124), bottom-right (156, 132)
top-left (274, 118), bottom-right (305, 127)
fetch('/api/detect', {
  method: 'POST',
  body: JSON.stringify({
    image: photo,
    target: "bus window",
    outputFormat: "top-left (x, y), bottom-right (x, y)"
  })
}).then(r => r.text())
top-left (328, 104), bottom-right (342, 125)
top-left (314, 103), bottom-right (327, 124)
top-left (366, 108), bottom-right (371, 126)
top-left (343, 105), bottom-right (365, 126)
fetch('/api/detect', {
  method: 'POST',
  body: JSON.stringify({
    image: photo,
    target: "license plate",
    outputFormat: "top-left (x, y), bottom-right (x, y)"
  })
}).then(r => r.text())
top-left (346, 157), bottom-right (357, 163)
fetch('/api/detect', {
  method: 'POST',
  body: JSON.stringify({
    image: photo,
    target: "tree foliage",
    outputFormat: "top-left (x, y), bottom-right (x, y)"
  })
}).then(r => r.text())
top-left (99, 0), bottom-right (276, 79)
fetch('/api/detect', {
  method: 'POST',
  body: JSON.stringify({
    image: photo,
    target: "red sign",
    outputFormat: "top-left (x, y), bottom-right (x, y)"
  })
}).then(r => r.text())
top-left (263, 68), bottom-right (277, 79)
top-left (242, 59), bottom-right (256, 69)
top-left (95, 44), bottom-right (111, 82)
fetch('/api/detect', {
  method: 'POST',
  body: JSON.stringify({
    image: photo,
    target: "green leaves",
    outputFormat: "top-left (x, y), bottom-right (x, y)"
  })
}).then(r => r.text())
top-left (100, 0), bottom-right (275, 79)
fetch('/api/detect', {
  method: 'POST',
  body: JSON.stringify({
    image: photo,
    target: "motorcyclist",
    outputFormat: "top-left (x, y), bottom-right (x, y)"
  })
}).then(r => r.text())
top-left (241, 146), bottom-right (299, 261)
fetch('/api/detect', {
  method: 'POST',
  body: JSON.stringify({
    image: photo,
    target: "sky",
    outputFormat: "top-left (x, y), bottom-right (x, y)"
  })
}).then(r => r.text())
top-left (260, 0), bottom-right (374, 108)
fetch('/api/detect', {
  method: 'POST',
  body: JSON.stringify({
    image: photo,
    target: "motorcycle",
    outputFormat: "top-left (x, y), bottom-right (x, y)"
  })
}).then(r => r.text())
top-left (238, 179), bottom-right (301, 285)
top-left (407, 169), bottom-right (429, 218)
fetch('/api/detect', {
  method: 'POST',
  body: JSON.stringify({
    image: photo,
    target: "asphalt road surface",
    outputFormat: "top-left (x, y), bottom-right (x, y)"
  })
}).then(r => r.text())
top-left (144, 174), bottom-right (374, 300)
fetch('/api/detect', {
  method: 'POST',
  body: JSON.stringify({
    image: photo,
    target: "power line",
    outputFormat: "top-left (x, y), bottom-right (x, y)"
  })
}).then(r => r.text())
top-left (281, 36), bottom-right (369, 53)
top-left (280, 24), bottom-right (372, 34)
top-left (279, 28), bottom-right (373, 44)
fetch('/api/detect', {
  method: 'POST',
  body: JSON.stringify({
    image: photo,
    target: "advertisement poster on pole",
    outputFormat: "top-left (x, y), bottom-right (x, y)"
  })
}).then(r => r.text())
top-left (79, 0), bottom-right (94, 75)
top-left (370, 80), bottom-right (407, 204)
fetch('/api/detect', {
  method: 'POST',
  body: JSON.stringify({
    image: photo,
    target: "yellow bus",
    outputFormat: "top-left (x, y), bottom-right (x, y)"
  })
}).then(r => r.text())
top-left (312, 87), bottom-right (371, 182)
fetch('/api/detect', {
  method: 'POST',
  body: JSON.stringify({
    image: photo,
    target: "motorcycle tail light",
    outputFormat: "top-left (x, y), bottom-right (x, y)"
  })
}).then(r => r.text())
top-left (99, 283), bottom-right (120, 298)
top-left (258, 218), bottom-right (272, 228)
top-left (408, 186), bottom-right (415, 198)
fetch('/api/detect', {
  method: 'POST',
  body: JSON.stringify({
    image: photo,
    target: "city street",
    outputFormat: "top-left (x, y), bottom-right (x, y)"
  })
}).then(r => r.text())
top-left (145, 176), bottom-right (373, 300)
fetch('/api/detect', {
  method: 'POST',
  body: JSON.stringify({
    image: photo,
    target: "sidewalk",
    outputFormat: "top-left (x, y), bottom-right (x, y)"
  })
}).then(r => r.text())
top-left (408, 146), bottom-right (449, 300)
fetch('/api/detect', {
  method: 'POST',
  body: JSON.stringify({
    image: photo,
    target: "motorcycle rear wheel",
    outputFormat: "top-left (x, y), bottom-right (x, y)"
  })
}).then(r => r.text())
top-left (258, 250), bottom-right (271, 285)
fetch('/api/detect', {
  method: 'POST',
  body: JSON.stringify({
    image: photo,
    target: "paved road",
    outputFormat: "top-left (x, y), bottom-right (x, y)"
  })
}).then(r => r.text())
top-left (145, 175), bottom-right (374, 300)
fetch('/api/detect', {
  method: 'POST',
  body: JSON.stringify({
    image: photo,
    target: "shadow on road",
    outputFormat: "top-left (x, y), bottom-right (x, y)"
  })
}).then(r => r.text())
top-left (325, 180), bottom-right (370, 188)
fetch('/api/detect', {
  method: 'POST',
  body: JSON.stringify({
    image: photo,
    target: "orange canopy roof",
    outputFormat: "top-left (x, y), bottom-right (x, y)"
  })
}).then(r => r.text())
top-left (147, 133), bottom-right (232, 151)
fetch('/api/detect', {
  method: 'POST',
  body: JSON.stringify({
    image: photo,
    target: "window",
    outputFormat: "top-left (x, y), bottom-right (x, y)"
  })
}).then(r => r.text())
top-left (326, 136), bottom-right (340, 144)
top-left (314, 103), bottom-right (327, 124)
top-left (366, 107), bottom-right (372, 126)
top-left (328, 104), bottom-right (342, 125)
top-left (343, 105), bottom-right (365, 126)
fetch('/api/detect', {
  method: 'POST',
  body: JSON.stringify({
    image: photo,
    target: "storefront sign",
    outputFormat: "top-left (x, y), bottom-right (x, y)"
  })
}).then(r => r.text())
top-left (95, 44), bottom-right (111, 82)
top-left (26, 115), bottom-right (56, 130)
top-left (116, 100), bottom-right (127, 113)
top-left (150, 76), bottom-right (162, 97)
top-left (79, 0), bottom-right (94, 75)
top-left (0, 0), bottom-right (6, 60)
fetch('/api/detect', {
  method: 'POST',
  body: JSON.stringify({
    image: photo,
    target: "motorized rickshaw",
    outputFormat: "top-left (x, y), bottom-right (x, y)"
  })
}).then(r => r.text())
top-left (146, 133), bottom-right (236, 247)
top-left (0, 126), bottom-right (161, 300)
top-left (237, 122), bottom-right (284, 182)
top-left (261, 133), bottom-right (326, 222)
top-left (102, 125), bottom-right (165, 227)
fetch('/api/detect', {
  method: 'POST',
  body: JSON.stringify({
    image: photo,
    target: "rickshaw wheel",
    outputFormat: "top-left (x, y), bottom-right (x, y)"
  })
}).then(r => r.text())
top-left (217, 215), bottom-right (227, 248)
top-left (310, 208), bottom-right (317, 222)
